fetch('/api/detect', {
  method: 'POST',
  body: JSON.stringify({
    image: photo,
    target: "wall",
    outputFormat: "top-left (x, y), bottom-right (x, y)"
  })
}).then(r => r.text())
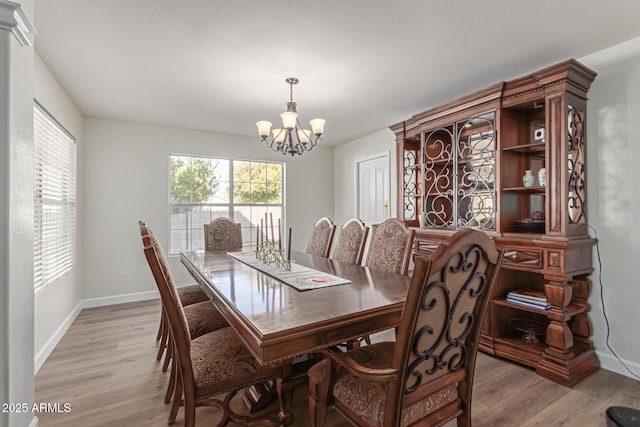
top-left (82, 118), bottom-right (334, 299)
top-left (0, 1), bottom-right (35, 426)
top-left (33, 54), bottom-right (85, 370)
top-left (581, 37), bottom-right (640, 377)
top-left (333, 128), bottom-right (397, 226)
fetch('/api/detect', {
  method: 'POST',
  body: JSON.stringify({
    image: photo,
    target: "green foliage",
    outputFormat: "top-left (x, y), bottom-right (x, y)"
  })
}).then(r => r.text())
top-left (233, 162), bottom-right (282, 204)
top-left (170, 157), bottom-right (220, 203)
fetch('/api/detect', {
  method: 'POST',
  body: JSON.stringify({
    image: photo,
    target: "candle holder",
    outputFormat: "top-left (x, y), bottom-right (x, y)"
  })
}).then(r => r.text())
top-left (256, 241), bottom-right (291, 271)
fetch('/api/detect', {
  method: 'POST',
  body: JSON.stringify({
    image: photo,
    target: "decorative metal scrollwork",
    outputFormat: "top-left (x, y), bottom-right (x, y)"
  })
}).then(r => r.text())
top-left (423, 127), bottom-right (455, 228)
top-left (403, 150), bottom-right (418, 221)
top-left (404, 245), bottom-right (487, 394)
top-left (456, 114), bottom-right (496, 230)
top-left (255, 241), bottom-right (291, 271)
top-left (567, 105), bottom-right (586, 224)
top-left (422, 112), bottom-right (496, 231)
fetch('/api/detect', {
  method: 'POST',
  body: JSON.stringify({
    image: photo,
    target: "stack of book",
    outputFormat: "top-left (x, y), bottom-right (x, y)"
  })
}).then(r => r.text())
top-left (506, 288), bottom-right (551, 310)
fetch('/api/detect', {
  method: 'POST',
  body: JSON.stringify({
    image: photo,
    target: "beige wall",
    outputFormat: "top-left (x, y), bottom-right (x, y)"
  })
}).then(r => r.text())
top-left (333, 128), bottom-right (397, 226)
top-left (82, 118), bottom-right (334, 299)
top-left (581, 36), bottom-right (640, 376)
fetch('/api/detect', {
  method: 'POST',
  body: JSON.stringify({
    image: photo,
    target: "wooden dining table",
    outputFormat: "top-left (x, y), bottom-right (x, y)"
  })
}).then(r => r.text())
top-left (179, 248), bottom-right (411, 425)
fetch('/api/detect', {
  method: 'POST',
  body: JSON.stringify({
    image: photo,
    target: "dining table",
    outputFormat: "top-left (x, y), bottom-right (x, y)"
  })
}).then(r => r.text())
top-left (179, 248), bottom-right (411, 425)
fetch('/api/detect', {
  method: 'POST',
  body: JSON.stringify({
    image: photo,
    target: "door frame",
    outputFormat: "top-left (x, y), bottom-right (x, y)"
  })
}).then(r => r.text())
top-left (354, 150), bottom-right (391, 223)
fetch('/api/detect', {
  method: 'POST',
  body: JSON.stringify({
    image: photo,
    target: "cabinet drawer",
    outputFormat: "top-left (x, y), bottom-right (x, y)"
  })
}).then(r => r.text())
top-left (502, 248), bottom-right (542, 270)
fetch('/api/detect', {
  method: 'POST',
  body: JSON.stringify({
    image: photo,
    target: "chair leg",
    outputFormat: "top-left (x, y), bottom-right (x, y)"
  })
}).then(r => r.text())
top-left (308, 361), bottom-right (331, 427)
top-left (165, 353), bottom-right (177, 404)
top-left (168, 361), bottom-right (183, 424)
top-left (182, 382), bottom-right (197, 427)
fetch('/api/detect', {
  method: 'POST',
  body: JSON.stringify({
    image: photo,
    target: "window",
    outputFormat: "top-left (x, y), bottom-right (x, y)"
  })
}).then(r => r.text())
top-left (169, 155), bottom-right (284, 254)
top-left (33, 101), bottom-right (77, 291)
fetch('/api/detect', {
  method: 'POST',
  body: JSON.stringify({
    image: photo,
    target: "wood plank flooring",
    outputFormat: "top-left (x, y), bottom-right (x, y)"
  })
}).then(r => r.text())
top-left (35, 300), bottom-right (640, 426)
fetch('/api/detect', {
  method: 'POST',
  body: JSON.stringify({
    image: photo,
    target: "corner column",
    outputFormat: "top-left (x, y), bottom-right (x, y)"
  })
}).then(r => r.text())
top-left (0, 1), bottom-right (36, 426)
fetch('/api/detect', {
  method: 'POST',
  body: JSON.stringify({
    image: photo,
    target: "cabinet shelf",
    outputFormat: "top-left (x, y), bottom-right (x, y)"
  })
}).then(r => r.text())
top-left (494, 298), bottom-right (550, 314)
top-left (494, 332), bottom-right (546, 368)
top-left (502, 142), bottom-right (545, 154)
top-left (502, 186), bottom-right (545, 193)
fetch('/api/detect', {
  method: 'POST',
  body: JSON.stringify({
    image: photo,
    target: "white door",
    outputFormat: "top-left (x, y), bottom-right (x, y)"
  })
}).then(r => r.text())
top-left (356, 153), bottom-right (390, 225)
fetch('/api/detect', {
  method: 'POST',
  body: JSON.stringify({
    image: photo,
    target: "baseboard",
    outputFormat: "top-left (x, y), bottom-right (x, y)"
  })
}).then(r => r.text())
top-left (596, 350), bottom-right (640, 381)
top-left (34, 290), bottom-right (159, 374)
top-left (79, 290), bottom-right (158, 310)
top-left (34, 301), bottom-right (83, 374)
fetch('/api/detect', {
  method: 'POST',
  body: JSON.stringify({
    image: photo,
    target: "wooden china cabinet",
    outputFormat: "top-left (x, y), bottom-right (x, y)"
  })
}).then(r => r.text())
top-left (390, 59), bottom-right (599, 387)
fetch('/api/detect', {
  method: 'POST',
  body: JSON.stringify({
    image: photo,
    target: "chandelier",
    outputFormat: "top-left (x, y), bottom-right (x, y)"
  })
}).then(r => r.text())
top-left (256, 77), bottom-right (326, 156)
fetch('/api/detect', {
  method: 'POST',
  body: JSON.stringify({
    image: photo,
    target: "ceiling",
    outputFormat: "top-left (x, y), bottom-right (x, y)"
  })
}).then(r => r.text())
top-left (34, 0), bottom-right (640, 146)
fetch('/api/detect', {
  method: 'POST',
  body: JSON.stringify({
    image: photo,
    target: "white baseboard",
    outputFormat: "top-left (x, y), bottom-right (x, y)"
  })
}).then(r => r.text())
top-left (596, 350), bottom-right (640, 381)
top-left (34, 290), bottom-right (159, 374)
top-left (34, 302), bottom-right (83, 374)
top-left (79, 290), bottom-right (158, 310)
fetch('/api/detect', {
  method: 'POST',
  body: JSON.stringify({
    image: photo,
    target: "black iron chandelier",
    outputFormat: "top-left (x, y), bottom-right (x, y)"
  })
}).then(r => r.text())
top-left (256, 77), bottom-right (326, 156)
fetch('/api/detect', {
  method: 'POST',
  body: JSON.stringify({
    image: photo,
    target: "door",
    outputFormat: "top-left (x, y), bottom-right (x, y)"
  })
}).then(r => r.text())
top-left (356, 153), bottom-right (390, 225)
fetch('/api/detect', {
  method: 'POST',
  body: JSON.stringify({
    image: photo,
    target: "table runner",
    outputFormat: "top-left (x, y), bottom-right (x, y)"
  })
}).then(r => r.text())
top-left (227, 251), bottom-right (351, 291)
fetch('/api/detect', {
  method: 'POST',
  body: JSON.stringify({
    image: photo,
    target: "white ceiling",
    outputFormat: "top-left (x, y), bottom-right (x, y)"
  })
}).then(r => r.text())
top-left (34, 0), bottom-right (640, 146)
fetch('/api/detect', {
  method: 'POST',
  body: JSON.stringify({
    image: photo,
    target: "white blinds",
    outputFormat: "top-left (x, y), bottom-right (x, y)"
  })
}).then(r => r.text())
top-left (33, 102), bottom-right (77, 290)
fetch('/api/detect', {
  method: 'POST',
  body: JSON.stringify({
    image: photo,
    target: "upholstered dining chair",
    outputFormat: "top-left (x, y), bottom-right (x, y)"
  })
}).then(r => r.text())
top-left (308, 228), bottom-right (503, 427)
top-left (204, 217), bottom-right (243, 251)
top-left (139, 221), bottom-right (228, 403)
top-left (306, 217), bottom-right (337, 258)
top-left (365, 218), bottom-right (416, 276)
top-left (331, 218), bottom-right (369, 265)
top-left (141, 227), bottom-right (289, 427)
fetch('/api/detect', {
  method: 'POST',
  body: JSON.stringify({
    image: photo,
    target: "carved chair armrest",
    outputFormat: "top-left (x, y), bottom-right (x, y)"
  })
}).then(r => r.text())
top-left (324, 346), bottom-right (400, 382)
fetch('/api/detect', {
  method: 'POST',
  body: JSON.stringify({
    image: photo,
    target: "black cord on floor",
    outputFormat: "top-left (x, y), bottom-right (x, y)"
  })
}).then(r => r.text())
top-left (588, 224), bottom-right (640, 380)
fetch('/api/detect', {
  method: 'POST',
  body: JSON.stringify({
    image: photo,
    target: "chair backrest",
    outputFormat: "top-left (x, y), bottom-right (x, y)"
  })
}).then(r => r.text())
top-left (387, 228), bottom-right (502, 426)
top-left (139, 221), bottom-right (195, 386)
top-left (203, 217), bottom-right (242, 251)
top-left (331, 218), bottom-right (369, 265)
top-left (364, 218), bottom-right (415, 276)
top-left (305, 217), bottom-right (337, 258)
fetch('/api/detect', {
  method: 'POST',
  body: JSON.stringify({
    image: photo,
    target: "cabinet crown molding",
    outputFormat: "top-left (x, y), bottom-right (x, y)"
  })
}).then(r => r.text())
top-left (0, 0), bottom-right (35, 47)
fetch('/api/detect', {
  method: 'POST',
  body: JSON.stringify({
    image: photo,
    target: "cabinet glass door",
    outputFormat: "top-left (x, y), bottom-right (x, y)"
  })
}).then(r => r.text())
top-left (422, 111), bottom-right (496, 231)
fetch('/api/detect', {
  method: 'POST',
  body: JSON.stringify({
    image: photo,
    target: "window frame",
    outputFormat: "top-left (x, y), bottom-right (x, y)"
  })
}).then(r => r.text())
top-left (168, 154), bottom-right (285, 255)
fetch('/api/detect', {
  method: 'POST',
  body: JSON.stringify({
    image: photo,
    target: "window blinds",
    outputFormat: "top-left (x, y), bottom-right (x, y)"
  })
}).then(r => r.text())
top-left (33, 102), bottom-right (77, 290)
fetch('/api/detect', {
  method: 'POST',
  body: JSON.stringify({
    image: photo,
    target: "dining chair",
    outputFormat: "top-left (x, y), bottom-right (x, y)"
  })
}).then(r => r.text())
top-left (141, 228), bottom-right (290, 427)
top-left (139, 221), bottom-right (229, 402)
top-left (331, 218), bottom-right (369, 265)
top-left (204, 217), bottom-right (243, 251)
top-left (306, 217), bottom-right (337, 258)
top-left (308, 228), bottom-right (503, 427)
top-left (365, 218), bottom-right (416, 276)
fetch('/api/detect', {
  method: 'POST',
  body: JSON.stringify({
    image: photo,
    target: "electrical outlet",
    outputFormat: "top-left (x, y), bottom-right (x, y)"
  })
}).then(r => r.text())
top-left (118, 272), bottom-right (126, 283)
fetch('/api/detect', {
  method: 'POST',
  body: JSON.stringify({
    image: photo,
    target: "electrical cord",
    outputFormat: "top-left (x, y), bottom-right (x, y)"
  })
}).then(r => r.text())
top-left (588, 224), bottom-right (640, 380)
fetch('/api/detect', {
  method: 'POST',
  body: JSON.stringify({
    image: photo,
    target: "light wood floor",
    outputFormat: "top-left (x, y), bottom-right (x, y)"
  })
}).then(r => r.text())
top-left (35, 300), bottom-right (640, 426)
